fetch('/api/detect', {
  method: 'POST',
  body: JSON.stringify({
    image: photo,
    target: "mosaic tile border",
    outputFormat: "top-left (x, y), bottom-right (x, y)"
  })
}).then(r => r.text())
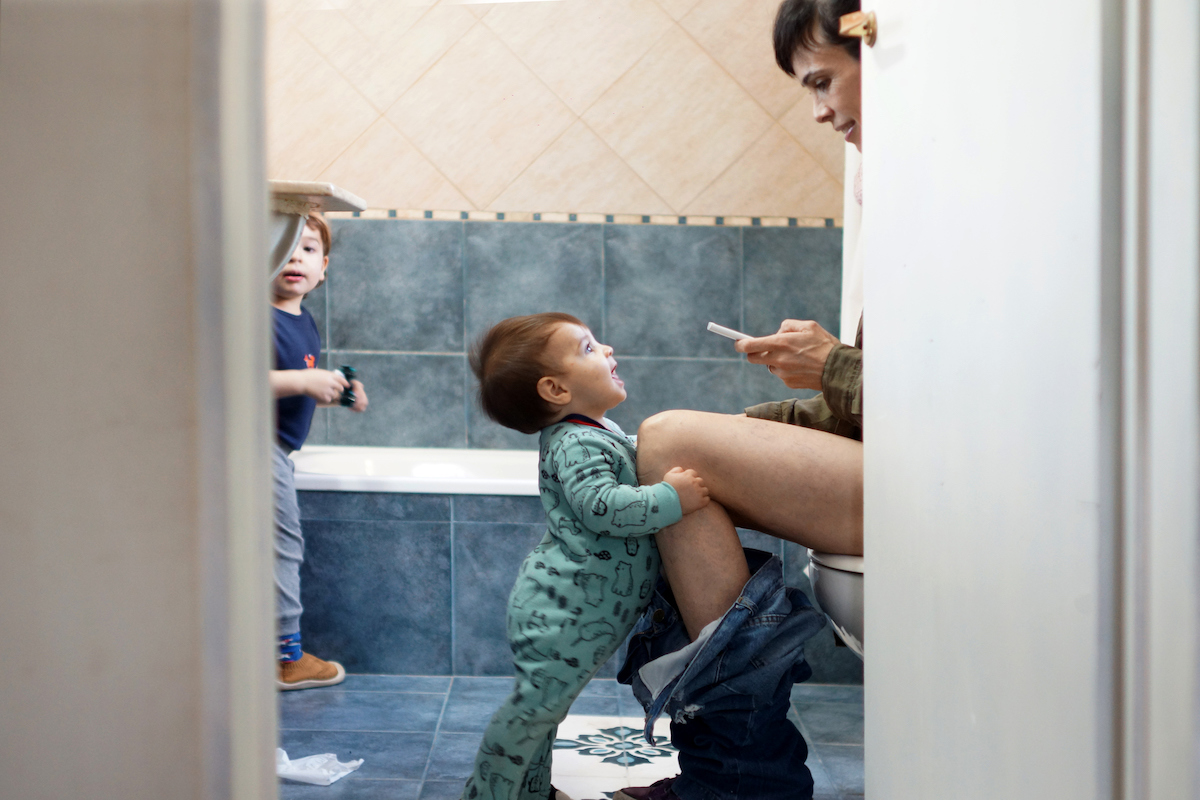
top-left (326, 209), bottom-right (842, 229)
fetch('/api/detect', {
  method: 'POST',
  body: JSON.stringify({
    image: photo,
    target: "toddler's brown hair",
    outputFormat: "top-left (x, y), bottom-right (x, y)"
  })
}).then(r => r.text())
top-left (469, 312), bottom-right (582, 434)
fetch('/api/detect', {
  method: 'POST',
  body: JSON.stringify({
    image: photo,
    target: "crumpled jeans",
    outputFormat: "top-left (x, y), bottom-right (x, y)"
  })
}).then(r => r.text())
top-left (618, 549), bottom-right (826, 800)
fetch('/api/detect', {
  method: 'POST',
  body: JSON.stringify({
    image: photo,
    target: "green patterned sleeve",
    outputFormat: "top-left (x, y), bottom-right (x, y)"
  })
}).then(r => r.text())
top-left (550, 435), bottom-right (682, 537)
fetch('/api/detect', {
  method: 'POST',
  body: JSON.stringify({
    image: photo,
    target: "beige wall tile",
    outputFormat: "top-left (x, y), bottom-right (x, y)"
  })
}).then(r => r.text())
top-left (266, 22), bottom-right (382, 179)
top-left (482, 0), bottom-right (673, 115)
top-left (316, 117), bottom-right (471, 210)
top-left (489, 121), bottom-right (672, 214)
top-left (583, 27), bottom-right (774, 211)
top-left (680, 0), bottom-right (805, 119)
top-left (779, 99), bottom-right (846, 184)
top-left (653, 0), bottom-right (702, 21)
top-left (424, 180), bottom-right (476, 211)
top-left (293, 2), bottom-right (475, 113)
top-left (386, 24), bottom-right (575, 208)
top-left (683, 124), bottom-right (843, 218)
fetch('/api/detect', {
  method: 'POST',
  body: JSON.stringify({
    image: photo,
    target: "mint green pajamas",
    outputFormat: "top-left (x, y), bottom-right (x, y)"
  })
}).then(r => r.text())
top-left (463, 417), bottom-right (683, 800)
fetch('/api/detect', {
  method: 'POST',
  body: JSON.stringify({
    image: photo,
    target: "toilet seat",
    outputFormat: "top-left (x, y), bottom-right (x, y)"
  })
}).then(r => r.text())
top-left (808, 551), bottom-right (864, 574)
top-left (806, 550), bottom-right (865, 659)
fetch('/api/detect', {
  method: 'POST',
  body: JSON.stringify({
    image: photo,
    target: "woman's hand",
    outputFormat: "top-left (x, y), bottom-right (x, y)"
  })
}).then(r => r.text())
top-left (664, 467), bottom-right (710, 515)
top-left (736, 319), bottom-right (840, 390)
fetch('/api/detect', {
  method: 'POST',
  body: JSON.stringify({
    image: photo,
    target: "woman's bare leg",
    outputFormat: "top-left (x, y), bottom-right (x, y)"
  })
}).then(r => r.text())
top-left (640, 410), bottom-right (863, 639)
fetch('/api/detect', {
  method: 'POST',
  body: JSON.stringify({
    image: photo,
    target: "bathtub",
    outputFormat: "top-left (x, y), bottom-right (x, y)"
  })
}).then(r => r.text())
top-left (289, 445), bottom-right (540, 495)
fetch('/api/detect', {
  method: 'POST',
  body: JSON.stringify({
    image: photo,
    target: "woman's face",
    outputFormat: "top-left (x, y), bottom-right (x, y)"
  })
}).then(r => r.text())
top-left (792, 43), bottom-right (862, 151)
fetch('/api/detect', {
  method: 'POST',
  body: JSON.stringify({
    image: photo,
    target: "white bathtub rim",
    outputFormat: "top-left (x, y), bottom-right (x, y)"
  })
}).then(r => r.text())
top-left (290, 445), bottom-right (540, 496)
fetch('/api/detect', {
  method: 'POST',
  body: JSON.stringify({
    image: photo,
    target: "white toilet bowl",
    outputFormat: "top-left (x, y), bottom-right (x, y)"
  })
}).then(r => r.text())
top-left (806, 550), bottom-right (864, 659)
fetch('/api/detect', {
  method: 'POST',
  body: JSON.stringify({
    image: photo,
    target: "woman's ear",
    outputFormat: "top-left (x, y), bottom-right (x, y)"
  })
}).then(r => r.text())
top-left (537, 375), bottom-right (571, 408)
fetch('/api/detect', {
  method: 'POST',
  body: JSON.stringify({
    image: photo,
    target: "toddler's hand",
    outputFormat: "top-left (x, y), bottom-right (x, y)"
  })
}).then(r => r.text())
top-left (304, 368), bottom-right (349, 404)
top-left (664, 467), bottom-right (710, 515)
top-left (348, 379), bottom-right (368, 412)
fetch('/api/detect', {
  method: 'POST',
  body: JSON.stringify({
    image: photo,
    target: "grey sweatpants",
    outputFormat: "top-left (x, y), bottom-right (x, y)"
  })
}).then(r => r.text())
top-left (273, 442), bottom-right (304, 636)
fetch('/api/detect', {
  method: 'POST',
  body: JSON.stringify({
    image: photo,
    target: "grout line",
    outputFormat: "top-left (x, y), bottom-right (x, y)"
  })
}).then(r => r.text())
top-left (461, 221), bottom-right (471, 448)
top-left (450, 498), bottom-right (458, 673)
top-left (739, 225), bottom-right (746, 335)
top-left (328, 350), bottom-right (468, 356)
top-left (279, 726), bottom-right (445, 735)
top-left (600, 224), bottom-right (608, 342)
top-left (417, 677), bottom-right (456, 792)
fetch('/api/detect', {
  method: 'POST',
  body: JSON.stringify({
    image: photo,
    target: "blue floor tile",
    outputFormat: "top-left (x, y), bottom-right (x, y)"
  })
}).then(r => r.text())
top-left (791, 683), bottom-right (864, 705)
top-left (805, 747), bottom-right (840, 799)
top-left (280, 778), bottom-right (422, 800)
top-left (791, 699), bottom-right (864, 745)
top-left (577, 678), bottom-right (619, 697)
top-left (420, 780), bottom-right (467, 800)
top-left (568, 694), bottom-right (620, 716)
top-left (424, 731), bottom-right (482, 781)
top-left (342, 674), bottom-right (452, 694)
top-left (439, 677), bottom-right (516, 734)
top-left (279, 729), bottom-right (435, 780)
top-left (812, 743), bottom-right (865, 795)
top-left (280, 688), bottom-right (446, 733)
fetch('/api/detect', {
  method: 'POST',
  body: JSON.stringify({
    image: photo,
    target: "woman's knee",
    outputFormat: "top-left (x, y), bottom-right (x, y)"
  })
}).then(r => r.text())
top-left (636, 409), bottom-right (706, 480)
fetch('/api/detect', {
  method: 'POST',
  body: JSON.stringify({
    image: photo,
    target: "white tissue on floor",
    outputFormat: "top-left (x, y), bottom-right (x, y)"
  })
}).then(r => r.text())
top-left (276, 748), bottom-right (364, 785)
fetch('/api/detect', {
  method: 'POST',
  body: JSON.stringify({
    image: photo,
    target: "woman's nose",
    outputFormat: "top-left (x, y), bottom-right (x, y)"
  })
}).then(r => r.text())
top-left (813, 97), bottom-right (833, 124)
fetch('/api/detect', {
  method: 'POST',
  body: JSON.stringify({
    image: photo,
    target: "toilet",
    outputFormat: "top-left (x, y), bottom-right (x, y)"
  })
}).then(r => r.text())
top-left (806, 551), bottom-right (864, 659)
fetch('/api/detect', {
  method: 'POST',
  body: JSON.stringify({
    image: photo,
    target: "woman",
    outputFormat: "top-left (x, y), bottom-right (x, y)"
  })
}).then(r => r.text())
top-left (614, 2), bottom-right (865, 799)
top-left (642, 0), bottom-right (864, 646)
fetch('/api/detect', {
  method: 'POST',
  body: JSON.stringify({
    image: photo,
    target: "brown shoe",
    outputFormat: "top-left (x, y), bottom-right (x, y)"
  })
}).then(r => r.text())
top-left (277, 652), bottom-right (346, 691)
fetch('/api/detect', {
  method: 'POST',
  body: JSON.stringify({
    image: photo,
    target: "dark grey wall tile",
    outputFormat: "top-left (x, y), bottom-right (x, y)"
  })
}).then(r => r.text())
top-left (464, 221), bottom-right (603, 345)
top-left (300, 520), bottom-right (452, 674)
top-left (299, 490), bottom-right (451, 522)
top-left (301, 287), bottom-right (327, 350)
top-left (452, 522), bottom-right (546, 675)
top-left (605, 358), bottom-right (746, 436)
top-left (329, 219), bottom-right (464, 352)
top-left (605, 225), bottom-right (741, 357)
top-left (328, 353), bottom-right (466, 447)
top-left (743, 227), bottom-right (842, 339)
top-left (453, 494), bottom-right (544, 524)
top-left (465, 389), bottom-right (541, 450)
top-left (304, 408), bottom-right (329, 446)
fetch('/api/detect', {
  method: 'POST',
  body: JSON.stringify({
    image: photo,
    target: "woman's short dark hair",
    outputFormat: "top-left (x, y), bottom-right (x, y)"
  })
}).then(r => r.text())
top-left (469, 312), bottom-right (583, 435)
top-left (773, 0), bottom-right (861, 76)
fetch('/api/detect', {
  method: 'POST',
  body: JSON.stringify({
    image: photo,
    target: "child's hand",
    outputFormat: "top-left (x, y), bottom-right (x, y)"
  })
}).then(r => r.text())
top-left (348, 379), bottom-right (368, 412)
top-left (664, 467), bottom-right (710, 515)
top-left (303, 368), bottom-right (349, 404)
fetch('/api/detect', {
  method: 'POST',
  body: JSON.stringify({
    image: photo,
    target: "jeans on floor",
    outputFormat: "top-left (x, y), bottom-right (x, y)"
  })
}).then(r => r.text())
top-left (273, 442), bottom-right (304, 637)
top-left (619, 549), bottom-right (826, 800)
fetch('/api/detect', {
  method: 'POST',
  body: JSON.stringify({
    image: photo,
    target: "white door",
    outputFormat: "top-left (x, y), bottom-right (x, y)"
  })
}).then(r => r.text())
top-left (859, 0), bottom-right (1198, 797)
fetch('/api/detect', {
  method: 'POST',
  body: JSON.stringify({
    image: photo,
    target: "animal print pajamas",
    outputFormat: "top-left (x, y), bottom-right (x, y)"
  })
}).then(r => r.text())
top-left (462, 416), bottom-right (682, 800)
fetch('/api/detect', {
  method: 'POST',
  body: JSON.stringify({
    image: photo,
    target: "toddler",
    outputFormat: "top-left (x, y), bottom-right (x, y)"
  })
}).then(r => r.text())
top-left (269, 213), bottom-right (368, 689)
top-left (462, 312), bottom-right (709, 800)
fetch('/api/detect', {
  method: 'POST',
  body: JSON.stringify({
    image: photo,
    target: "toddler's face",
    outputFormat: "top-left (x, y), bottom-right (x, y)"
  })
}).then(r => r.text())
top-left (272, 224), bottom-right (328, 301)
top-left (546, 323), bottom-right (626, 417)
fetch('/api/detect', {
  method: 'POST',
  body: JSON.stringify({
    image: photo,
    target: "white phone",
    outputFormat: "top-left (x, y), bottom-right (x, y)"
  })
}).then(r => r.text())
top-left (707, 322), bottom-right (752, 341)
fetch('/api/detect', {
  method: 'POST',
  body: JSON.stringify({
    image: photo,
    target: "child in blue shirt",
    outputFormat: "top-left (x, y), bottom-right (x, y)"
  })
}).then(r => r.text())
top-left (269, 214), bottom-right (368, 690)
top-left (462, 312), bottom-right (710, 800)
